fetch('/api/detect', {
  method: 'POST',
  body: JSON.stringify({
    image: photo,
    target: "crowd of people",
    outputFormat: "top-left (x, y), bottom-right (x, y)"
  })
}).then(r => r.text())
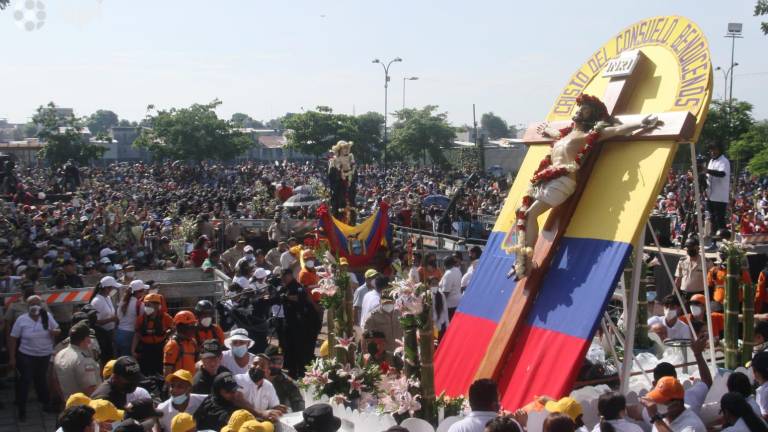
top-left (4, 144), bottom-right (768, 432)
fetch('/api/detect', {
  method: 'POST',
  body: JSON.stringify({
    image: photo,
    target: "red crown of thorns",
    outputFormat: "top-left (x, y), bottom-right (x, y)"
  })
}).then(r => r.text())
top-left (576, 94), bottom-right (610, 121)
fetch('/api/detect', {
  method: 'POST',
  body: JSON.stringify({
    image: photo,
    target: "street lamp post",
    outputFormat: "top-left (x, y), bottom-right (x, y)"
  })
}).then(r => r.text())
top-left (715, 63), bottom-right (739, 102)
top-left (402, 76), bottom-right (419, 110)
top-left (372, 57), bottom-right (402, 170)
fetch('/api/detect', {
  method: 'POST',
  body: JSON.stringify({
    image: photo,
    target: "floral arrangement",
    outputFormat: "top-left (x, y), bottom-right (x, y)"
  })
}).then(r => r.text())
top-left (300, 357), bottom-right (383, 406)
top-left (435, 392), bottom-right (469, 417)
top-left (378, 374), bottom-right (423, 416)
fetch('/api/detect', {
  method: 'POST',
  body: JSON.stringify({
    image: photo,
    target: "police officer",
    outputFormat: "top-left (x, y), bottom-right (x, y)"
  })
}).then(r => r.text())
top-left (265, 344), bottom-right (304, 412)
top-left (54, 322), bottom-right (103, 400)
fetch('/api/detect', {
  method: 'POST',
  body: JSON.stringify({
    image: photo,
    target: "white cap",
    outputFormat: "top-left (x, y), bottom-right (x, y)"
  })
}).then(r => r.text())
top-left (253, 268), bottom-right (270, 279)
top-left (99, 257), bottom-right (112, 264)
top-left (129, 280), bottom-right (150, 292)
top-left (225, 328), bottom-right (254, 349)
top-left (99, 247), bottom-right (117, 258)
top-left (99, 276), bottom-right (123, 288)
top-left (243, 245), bottom-right (254, 253)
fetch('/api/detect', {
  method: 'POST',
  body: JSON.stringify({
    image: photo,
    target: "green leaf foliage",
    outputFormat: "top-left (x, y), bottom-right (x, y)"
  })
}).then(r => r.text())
top-left (389, 106), bottom-right (455, 166)
top-left (33, 102), bottom-right (106, 166)
top-left (133, 100), bottom-right (253, 162)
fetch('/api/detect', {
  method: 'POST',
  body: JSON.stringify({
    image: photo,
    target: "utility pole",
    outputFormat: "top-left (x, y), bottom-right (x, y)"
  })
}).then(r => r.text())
top-left (473, 104), bottom-right (484, 171)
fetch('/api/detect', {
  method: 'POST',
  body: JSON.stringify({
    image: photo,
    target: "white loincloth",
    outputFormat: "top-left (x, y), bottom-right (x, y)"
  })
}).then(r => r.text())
top-left (532, 176), bottom-right (577, 207)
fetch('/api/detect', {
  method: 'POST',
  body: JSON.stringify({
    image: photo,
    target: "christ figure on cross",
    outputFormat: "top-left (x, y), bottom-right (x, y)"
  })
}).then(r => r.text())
top-left (508, 94), bottom-right (661, 279)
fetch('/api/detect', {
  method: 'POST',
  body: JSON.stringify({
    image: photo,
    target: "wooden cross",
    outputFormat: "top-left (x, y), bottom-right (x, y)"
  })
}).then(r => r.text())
top-left (474, 49), bottom-right (697, 381)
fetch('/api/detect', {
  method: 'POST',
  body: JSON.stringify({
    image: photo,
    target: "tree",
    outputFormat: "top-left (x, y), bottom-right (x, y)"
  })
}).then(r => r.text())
top-left (0, 0), bottom-right (9, 10)
top-left (481, 112), bottom-right (510, 139)
top-left (349, 112), bottom-right (384, 163)
top-left (728, 120), bottom-right (768, 163)
top-left (390, 106), bottom-right (455, 166)
top-left (741, 121), bottom-right (768, 176)
top-left (231, 113), bottom-right (265, 129)
top-left (757, 0), bottom-right (768, 34)
top-left (133, 100), bottom-right (254, 162)
top-left (698, 99), bottom-right (754, 150)
top-left (34, 102), bottom-right (106, 166)
top-left (283, 107), bottom-right (345, 156)
top-left (118, 119), bottom-right (138, 127)
top-left (86, 109), bottom-right (119, 135)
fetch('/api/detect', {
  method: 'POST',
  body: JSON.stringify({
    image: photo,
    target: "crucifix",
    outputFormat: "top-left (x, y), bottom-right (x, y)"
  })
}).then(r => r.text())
top-left (474, 49), bottom-right (697, 381)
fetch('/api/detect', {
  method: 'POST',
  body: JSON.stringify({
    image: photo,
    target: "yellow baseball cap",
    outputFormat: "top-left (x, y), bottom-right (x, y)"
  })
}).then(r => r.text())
top-left (364, 269), bottom-right (379, 279)
top-left (102, 359), bottom-right (116, 379)
top-left (240, 419), bottom-right (275, 432)
top-left (171, 412), bottom-right (196, 432)
top-left (227, 409), bottom-right (256, 431)
top-left (89, 399), bottom-right (125, 423)
top-left (339, 257), bottom-right (349, 266)
top-left (165, 369), bottom-right (193, 384)
top-left (545, 397), bottom-right (583, 421)
top-left (65, 392), bottom-right (92, 409)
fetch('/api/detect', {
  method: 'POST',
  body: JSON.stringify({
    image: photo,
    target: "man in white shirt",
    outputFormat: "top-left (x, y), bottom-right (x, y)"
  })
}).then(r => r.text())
top-left (353, 269), bottom-right (378, 325)
top-left (360, 276), bottom-right (386, 327)
top-left (234, 360), bottom-right (282, 412)
top-left (157, 369), bottom-right (206, 432)
top-left (706, 144), bottom-right (730, 248)
top-left (647, 295), bottom-right (691, 342)
top-left (448, 379), bottom-right (500, 432)
top-left (640, 376), bottom-right (706, 432)
top-left (440, 257), bottom-right (463, 320)
top-left (460, 247), bottom-right (482, 292)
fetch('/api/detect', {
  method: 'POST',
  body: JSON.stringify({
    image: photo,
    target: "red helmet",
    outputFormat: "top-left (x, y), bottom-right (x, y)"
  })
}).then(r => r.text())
top-left (173, 310), bottom-right (198, 326)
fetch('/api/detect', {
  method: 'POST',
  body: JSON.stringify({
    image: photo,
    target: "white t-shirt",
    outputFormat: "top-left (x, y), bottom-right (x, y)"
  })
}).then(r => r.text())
top-left (447, 411), bottom-right (498, 432)
top-left (280, 251), bottom-right (297, 273)
top-left (651, 408), bottom-right (705, 432)
top-left (461, 262), bottom-right (477, 289)
top-left (440, 267), bottom-right (463, 309)
top-left (591, 418), bottom-right (644, 432)
top-left (647, 316), bottom-right (692, 340)
top-left (91, 294), bottom-right (116, 331)
top-left (722, 418), bottom-right (751, 432)
top-left (707, 155), bottom-right (731, 203)
top-left (683, 381), bottom-right (709, 414)
top-left (221, 350), bottom-right (256, 376)
top-left (234, 373), bottom-right (280, 411)
top-left (10, 312), bottom-right (59, 356)
top-left (360, 290), bottom-right (382, 327)
top-left (353, 283), bottom-right (373, 308)
top-left (756, 382), bottom-right (768, 416)
top-left (157, 394), bottom-right (206, 432)
top-left (117, 296), bottom-right (144, 332)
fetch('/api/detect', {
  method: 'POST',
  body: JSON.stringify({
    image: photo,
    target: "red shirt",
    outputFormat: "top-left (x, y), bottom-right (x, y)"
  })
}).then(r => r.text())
top-left (189, 248), bottom-right (208, 267)
top-left (277, 186), bottom-right (293, 202)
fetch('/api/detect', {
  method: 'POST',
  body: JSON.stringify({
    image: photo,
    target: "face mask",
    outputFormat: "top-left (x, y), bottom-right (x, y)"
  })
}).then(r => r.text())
top-left (232, 345), bottom-right (248, 358)
top-left (270, 367), bottom-right (282, 376)
top-left (29, 305), bottom-right (42, 315)
top-left (690, 305), bottom-right (703, 316)
top-left (305, 260), bottom-right (315, 269)
top-left (657, 404), bottom-right (668, 415)
top-left (171, 393), bottom-right (189, 405)
top-left (200, 317), bottom-right (212, 327)
top-left (382, 303), bottom-right (395, 313)
top-left (249, 367), bottom-right (265, 383)
top-left (149, 288), bottom-right (159, 295)
top-left (126, 272), bottom-right (135, 279)
top-left (144, 306), bottom-right (156, 315)
top-left (664, 308), bottom-right (677, 320)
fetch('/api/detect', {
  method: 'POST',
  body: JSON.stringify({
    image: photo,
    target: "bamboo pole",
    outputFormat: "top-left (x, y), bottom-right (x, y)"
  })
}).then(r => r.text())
top-left (418, 299), bottom-right (436, 424)
top-left (742, 278), bottom-right (755, 365)
top-left (725, 253), bottom-right (740, 369)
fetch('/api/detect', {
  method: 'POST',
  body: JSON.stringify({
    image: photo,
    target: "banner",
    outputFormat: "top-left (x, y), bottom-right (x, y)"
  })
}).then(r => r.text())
top-left (317, 203), bottom-right (391, 268)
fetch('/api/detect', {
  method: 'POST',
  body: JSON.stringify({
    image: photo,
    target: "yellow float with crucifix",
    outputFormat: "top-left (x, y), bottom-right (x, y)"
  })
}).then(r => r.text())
top-left (434, 15), bottom-right (713, 409)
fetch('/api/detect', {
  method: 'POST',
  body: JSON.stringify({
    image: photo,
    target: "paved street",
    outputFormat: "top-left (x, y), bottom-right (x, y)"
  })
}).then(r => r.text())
top-left (0, 378), bottom-right (59, 432)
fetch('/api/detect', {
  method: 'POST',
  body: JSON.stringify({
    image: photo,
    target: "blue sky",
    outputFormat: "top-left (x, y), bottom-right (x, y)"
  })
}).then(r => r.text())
top-left (1, 0), bottom-right (766, 128)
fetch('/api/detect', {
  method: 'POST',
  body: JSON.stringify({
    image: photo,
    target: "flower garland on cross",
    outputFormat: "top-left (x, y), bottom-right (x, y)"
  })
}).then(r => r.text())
top-left (507, 94), bottom-right (611, 276)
